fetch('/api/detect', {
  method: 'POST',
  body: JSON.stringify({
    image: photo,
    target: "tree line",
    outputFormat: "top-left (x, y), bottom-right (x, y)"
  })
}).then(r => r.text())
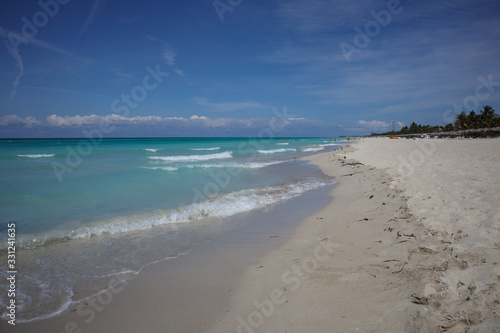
top-left (371, 105), bottom-right (499, 136)
top-left (450, 105), bottom-right (498, 131)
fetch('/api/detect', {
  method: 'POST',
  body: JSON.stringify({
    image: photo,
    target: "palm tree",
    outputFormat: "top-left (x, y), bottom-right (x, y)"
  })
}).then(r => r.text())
top-left (480, 105), bottom-right (496, 128)
top-left (467, 110), bottom-right (479, 129)
top-left (454, 111), bottom-right (468, 130)
top-left (409, 122), bottom-right (419, 133)
top-left (442, 123), bottom-right (454, 132)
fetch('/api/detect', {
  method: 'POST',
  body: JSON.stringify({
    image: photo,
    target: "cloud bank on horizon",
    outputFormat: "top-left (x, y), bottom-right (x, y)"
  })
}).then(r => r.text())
top-left (0, 0), bottom-right (499, 137)
top-left (0, 111), bottom-right (325, 138)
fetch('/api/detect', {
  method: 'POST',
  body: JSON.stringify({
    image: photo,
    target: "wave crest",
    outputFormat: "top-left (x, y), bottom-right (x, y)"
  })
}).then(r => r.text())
top-left (17, 154), bottom-right (55, 158)
top-left (5, 178), bottom-right (334, 251)
top-left (148, 151), bottom-right (232, 162)
top-left (257, 148), bottom-right (296, 154)
top-left (191, 147), bottom-right (220, 151)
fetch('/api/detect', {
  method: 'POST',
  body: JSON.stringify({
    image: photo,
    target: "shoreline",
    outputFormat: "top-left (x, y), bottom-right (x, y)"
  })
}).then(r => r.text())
top-left (0, 137), bottom-right (339, 326)
top-left (207, 137), bottom-right (500, 332)
top-left (4, 138), bottom-right (499, 332)
top-left (1, 166), bottom-right (336, 332)
top-left (206, 142), bottom-right (414, 332)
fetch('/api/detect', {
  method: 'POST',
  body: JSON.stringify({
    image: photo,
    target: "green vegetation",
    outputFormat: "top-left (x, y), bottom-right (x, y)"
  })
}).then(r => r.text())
top-left (371, 105), bottom-right (500, 137)
top-left (453, 105), bottom-right (499, 130)
top-left (400, 123), bottom-right (441, 135)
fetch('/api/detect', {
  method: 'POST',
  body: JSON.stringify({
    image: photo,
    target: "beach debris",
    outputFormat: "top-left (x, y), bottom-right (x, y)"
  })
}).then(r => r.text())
top-left (415, 246), bottom-right (437, 255)
top-left (397, 231), bottom-right (416, 239)
top-left (392, 262), bottom-right (407, 273)
top-left (270, 235), bottom-right (279, 238)
top-left (369, 194), bottom-right (374, 199)
top-left (410, 293), bottom-right (429, 305)
top-left (257, 266), bottom-right (264, 269)
top-left (382, 259), bottom-right (408, 273)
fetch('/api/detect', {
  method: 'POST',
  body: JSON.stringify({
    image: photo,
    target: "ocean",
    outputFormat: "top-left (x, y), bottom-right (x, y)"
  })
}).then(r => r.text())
top-left (0, 137), bottom-right (343, 322)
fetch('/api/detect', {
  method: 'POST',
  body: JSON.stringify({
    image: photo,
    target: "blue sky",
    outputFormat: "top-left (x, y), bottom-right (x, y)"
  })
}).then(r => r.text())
top-left (1, 0), bottom-right (499, 138)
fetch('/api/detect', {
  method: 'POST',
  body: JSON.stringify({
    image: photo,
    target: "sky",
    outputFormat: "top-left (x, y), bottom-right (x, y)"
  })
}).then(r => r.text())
top-left (0, 0), bottom-right (499, 138)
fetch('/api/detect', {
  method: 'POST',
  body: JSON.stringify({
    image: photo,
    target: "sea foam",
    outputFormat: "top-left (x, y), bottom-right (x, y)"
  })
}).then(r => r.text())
top-left (17, 154), bottom-right (55, 158)
top-left (10, 178), bottom-right (335, 250)
top-left (257, 148), bottom-right (296, 154)
top-left (191, 147), bottom-right (220, 151)
top-left (142, 161), bottom-right (284, 172)
top-left (303, 147), bottom-right (324, 152)
top-left (142, 166), bottom-right (179, 171)
top-left (148, 151), bottom-right (232, 162)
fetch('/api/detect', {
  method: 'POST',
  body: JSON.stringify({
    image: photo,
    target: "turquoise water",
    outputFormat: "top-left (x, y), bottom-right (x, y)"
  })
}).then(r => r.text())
top-left (0, 137), bottom-right (343, 321)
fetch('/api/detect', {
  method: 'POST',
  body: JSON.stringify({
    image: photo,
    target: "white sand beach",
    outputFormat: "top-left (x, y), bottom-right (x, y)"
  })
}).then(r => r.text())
top-left (347, 138), bottom-right (500, 332)
top-left (206, 137), bottom-right (500, 332)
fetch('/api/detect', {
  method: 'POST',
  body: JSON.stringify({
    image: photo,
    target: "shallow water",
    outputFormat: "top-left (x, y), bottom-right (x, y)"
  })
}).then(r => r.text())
top-left (0, 137), bottom-right (343, 321)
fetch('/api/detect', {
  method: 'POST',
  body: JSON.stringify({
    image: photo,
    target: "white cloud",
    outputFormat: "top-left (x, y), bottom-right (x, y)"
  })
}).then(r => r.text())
top-left (190, 115), bottom-right (209, 120)
top-left (357, 120), bottom-right (390, 132)
top-left (194, 97), bottom-right (269, 112)
top-left (0, 113), bottom-right (317, 131)
top-left (264, 0), bottom-right (500, 126)
top-left (0, 27), bottom-right (89, 99)
top-left (276, 0), bottom-right (370, 33)
top-left (78, 0), bottom-right (105, 39)
top-left (143, 35), bottom-right (183, 74)
top-left (162, 50), bottom-right (176, 66)
top-left (46, 114), bottom-right (102, 126)
top-left (0, 27), bottom-right (24, 100)
top-left (110, 68), bottom-right (133, 78)
top-left (0, 115), bottom-right (42, 127)
top-left (144, 35), bottom-right (164, 43)
top-left (357, 120), bottom-right (404, 132)
top-left (0, 113), bottom-right (339, 137)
